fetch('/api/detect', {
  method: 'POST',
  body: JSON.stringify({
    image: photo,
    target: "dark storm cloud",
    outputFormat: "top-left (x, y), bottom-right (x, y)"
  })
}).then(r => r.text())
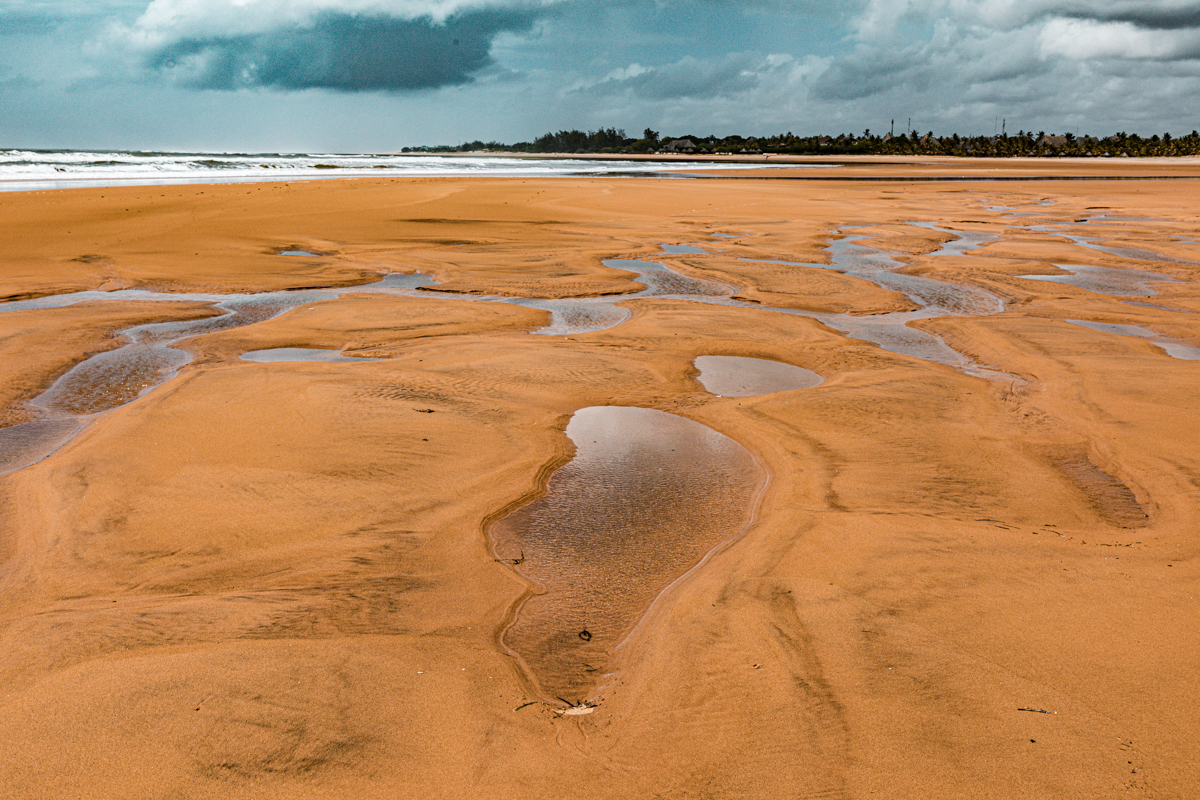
top-left (1058, 5), bottom-right (1200, 31)
top-left (147, 9), bottom-right (538, 91)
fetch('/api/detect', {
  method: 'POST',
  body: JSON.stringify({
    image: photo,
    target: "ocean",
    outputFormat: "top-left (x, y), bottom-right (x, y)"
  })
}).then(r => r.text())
top-left (0, 149), bottom-right (775, 191)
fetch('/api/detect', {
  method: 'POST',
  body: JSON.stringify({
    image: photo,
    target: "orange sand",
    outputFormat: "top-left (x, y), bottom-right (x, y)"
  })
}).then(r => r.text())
top-left (0, 161), bottom-right (1198, 798)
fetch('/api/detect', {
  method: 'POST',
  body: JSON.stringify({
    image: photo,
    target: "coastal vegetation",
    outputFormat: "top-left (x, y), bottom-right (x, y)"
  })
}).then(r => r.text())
top-left (405, 127), bottom-right (1200, 158)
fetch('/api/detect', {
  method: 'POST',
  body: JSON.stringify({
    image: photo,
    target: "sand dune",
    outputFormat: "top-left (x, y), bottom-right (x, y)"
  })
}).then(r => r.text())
top-left (0, 162), bottom-right (1198, 798)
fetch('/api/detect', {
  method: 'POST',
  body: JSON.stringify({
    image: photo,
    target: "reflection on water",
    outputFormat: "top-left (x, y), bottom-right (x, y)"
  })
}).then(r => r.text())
top-left (13, 284), bottom-right (417, 415)
top-left (1156, 342), bottom-right (1200, 360)
top-left (1015, 220), bottom-right (1199, 268)
top-left (0, 225), bottom-right (1020, 474)
top-left (1066, 319), bottom-right (1200, 360)
top-left (695, 355), bottom-right (823, 397)
top-left (826, 230), bottom-right (1002, 315)
top-left (518, 257), bottom-right (731, 335)
top-left (1020, 265), bottom-right (1180, 296)
top-left (0, 272), bottom-right (436, 474)
top-left (35, 344), bottom-right (191, 415)
top-left (606, 258), bottom-right (731, 297)
top-left (240, 348), bottom-right (370, 363)
top-left (1066, 319), bottom-right (1159, 338)
top-left (0, 225), bottom-right (1017, 440)
top-left (1059, 231), bottom-right (1200, 266)
top-left (522, 301), bottom-right (631, 336)
top-left (909, 222), bottom-right (996, 258)
top-left (490, 406), bottom-right (764, 702)
top-left (735, 228), bottom-right (1010, 377)
top-left (0, 416), bottom-right (83, 475)
top-left (4, 221), bottom-right (1191, 477)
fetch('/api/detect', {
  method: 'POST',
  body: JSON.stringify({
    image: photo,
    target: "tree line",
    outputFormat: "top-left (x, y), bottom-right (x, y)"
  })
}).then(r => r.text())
top-left (403, 127), bottom-right (1200, 158)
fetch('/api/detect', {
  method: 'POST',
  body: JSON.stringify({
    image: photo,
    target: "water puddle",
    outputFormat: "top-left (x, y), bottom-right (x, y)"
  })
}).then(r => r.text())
top-left (0, 417), bottom-right (84, 475)
top-left (279, 250), bottom-right (322, 257)
top-left (0, 272), bottom-right (436, 475)
top-left (694, 355), bottom-right (823, 396)
top-left (1019, 265), bottom-right (1180, 296)
top-left (489, 406), bottom-right (765, 703)
top-left (1019, 223), bottom-right (1199, 268)
top-left (240, 348), bottom-right (372, 363)
top-left (739, 226), bottom-right (1003, 317)
top-left (0, 256), bottom-right (742, 475)
top-left (518, 225), bottom-right (1014, 378)
top-left (35, 343), bottom-right (193, 415)
top-left (909, 222), bottom-right (997, 258)
top-left (522, 301), bottom-right (632, 336)
top-left (1059, 233), bottom-right (1199, 266)
top-left (1156, 342), bottom-right (1200, 361)
top-left (1123, 301), bottom-right (1185, 312)
top-left (659, 243), bottom-right (711, 254)
top-left (500, 258), bottom-right (733, 336)
top-left (10, 218), bottom-right (1186, 476)
top-left (734, 227), bottom-right (1011, 378)
top-left (1066, 319), bottom-right (1200, 360)
top-left (607, 258), bottom-right (731, 297)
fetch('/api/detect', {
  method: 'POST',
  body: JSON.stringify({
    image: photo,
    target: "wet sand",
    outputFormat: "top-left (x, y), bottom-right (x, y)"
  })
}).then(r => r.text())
top-left (1, 161), bottom-right (1199, 798)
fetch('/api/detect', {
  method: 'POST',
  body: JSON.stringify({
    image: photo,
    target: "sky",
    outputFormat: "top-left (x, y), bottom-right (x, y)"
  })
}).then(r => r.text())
top-left (2, 0), bottom-right (1199, 152)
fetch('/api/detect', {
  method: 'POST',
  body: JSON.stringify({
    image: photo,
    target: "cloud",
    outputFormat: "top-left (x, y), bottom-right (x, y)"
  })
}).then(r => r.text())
top-left (1038, 17), bottom-right (1200, 60)
top-left (586, 53), bottom-right (758, 100)
top-left (106, 0), bottom-right (550, 91)
top-left (142, 9), bottom-right (538, 90)
top-left (944, 0), bottom-right (1200, 31)
top-left (581, 51), bottom-right (826, 101)
top-left (127, 0), bottom-right (544, 39)
top-left (815, 0), bottom-right (1200, 102)
top-left (1069, 3), bottom-right (1200, 30)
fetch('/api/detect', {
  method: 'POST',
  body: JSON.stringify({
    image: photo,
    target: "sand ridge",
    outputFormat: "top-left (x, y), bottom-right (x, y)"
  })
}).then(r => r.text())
top-left (0, 161), bottom-right (1198, 798)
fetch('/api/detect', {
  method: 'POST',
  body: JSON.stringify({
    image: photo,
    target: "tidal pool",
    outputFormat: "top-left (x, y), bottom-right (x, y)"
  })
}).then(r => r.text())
top-left (240, 348), bottom-right (369, 363)
top-left (0, 273), bottom-right (437, 474)
top-left (735, 229), bottom-right (1009, 377)
top-left (1020, 264), bottom-right (1180, 296)
top-left (0, 416), bottom-right (83, 476)
top-left (1066, 319), bottom-right (1200, 360)
top-left (694, 355), bottom-right (823, 397)
top-left (605, 258), bottom-right (731, 297)
top-left (489, 406), bottom-right (765, 703)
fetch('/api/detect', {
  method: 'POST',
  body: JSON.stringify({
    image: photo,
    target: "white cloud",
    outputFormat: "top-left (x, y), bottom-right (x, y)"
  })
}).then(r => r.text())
top-left (578, 51), bottom-right (830, 102)
top-left (122, 0), bottom-right (560, 45)
top-left (1038, 17), bottom-right (1200, 60)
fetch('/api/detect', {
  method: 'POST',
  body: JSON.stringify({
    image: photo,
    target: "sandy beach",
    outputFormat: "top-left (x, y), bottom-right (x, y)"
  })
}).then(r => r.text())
top-left (1, 160), bottom-right (1198, 798)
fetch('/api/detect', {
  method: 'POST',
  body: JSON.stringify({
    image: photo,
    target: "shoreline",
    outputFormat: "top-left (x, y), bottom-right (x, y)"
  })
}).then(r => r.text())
top-left (3, 153), bottom-right (1200, 195)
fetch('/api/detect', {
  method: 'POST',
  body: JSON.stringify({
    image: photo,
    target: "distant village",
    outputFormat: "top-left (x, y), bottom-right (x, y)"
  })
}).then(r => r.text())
top-left (404, 127), bottom-right (1200, 158)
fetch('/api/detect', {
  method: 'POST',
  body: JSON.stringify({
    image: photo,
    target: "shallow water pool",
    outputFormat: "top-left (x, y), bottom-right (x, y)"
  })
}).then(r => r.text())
top-left (490, 406), bottom-right (765, 702)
